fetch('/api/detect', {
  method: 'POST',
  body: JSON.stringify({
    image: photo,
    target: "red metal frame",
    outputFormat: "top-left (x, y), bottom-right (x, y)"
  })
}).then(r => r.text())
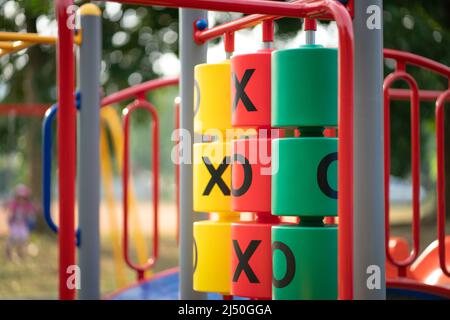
top-left (174, 100), bottom-right (180, 245)
top-left (383, 71), bottom-right (421, 278)
top-left (101, 77), bottom-right (178, 107)
top-left (389, 89), bottom-right (450, 102)
top-left (57, 0), bottom-right (355, 299)
top-left (384, 49), bottom-right (450, 281)
top-left (56, 0), bottom-right (76, 300)
top-left (436, 89), bottom-right (450, 278)
top-left (0, 104), bottom-right (50, 116)
top-left (123, 99), bottom-right (160, 281)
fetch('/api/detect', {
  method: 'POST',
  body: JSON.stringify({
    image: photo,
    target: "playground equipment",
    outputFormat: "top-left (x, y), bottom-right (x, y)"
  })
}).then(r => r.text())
top-left (1, 0), bottom-right (450, 300)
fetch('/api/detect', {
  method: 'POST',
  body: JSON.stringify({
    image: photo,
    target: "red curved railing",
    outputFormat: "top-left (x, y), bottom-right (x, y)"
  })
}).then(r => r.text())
top-left (436, 89), bottom-right (450, 278)
top-left (174, 99), bottom-right (180, 245)
top-left (101, 78), bottom-right (178, 280)
top-left (102, 77), bottom-right (178, 107)
top-left (384, 48), bottom-right (450, 279)
top-left (123, 99), bottom-right (160, 281)
top-left (384, 71), bottom-right (421, 277)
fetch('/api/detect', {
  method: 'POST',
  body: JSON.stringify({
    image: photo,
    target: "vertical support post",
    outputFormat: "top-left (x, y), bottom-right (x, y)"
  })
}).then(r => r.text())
top-left (78, 3), bottom-right (102, 300)
top-left (179, 9), bottom-right (208, 300)
top-left (353, 0), bottom-right (386, 299)
top-left (55, 0), bottom-right (76, 300)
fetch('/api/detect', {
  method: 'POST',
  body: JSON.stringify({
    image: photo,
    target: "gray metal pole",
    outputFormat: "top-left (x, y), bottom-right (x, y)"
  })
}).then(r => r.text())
top-left (78, 4), bottom-right (102, 300)
top-left (179, 8), bottom-right (208, 300)
top-left (353, 0), bottom-right (386, 299)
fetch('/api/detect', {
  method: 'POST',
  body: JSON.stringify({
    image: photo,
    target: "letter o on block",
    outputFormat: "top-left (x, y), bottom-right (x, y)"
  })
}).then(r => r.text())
top-left (272, 225), bottom-right (337, 300)
top-left (231, 138), bottom-right (271, 213)
top-left (271, 137), bottom-right (338, 217)
top-left (231, 50), bottom-right (272, 128)
top-left (231, 221), bottom-right (278, 299)
top-left (194, 61), bottom-right (232, 134)
top-left (193, 218), bottom-right (239, 294)
top-left (194, 141), bottom-right (235, 213)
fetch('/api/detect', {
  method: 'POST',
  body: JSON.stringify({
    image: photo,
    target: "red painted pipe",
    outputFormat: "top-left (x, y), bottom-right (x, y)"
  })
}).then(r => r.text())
top-left (262, 19), bottom-right (274, 43)
top-left (0, 104), bottom-right (50, 116)
top-left (383, 71), bottom-right (421, 278)
top-left (55, 0), bottom-right (76, 300)
top-left (384, 49), bottom-right (450, 78)
top-left (327, 0), bottom-right (355, 300)
top-left (101, 77), bottom-right (178, 107)
top-left (174, 100), bottom-right (180, 245)
top-left (123, 99), bottom-right (160, 281)
top-left (388, 89), bottom-right (450, 102)
top-left (436, 89), bottom-right (450, 278)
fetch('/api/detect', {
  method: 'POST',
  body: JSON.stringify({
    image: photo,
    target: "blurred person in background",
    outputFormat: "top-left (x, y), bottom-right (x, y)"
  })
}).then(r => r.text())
top-left (4, 184), bottom-right (39, 260)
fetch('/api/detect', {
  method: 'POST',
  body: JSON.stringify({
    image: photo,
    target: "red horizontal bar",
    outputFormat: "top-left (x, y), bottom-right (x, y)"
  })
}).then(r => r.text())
top-left (101, 77), bottom-right (178, 107)
top-left (0, 104), bottom-right (50, 116)
top-left (389, 89), bottom-right (450, 102)
top-left (384, 48), bottom-right (450, 79)
top-left (195, 14), bottom-right (275, 44)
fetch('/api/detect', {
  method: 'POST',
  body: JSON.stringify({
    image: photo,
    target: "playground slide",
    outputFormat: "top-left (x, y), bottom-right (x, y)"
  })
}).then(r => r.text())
top-left (100, 106), bottom-right (152, 285)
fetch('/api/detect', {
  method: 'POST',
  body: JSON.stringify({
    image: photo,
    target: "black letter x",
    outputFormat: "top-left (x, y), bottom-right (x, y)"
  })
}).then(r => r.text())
top-left (202, 156), bottom-right (230, 196)
top-left (233, 240), bottom-right (261, 283)
top-left (233, 69), bottom-right (257, 112)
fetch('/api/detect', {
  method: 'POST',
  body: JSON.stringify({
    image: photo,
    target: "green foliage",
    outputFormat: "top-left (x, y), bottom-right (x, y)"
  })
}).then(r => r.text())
top-left (383, 1), bottom-right (450, 178)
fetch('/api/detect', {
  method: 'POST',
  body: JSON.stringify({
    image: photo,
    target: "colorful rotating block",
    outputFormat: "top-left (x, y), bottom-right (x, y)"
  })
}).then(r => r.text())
top-left (231, 138), bottom-right (272, 213)
top-left (231, 217), bottom-right (280, 299)
top-left (231, 50), bottom-right (272, 128)
top-left (272, 224), bottom-right (337, 300)
top-left (271, 45), bottom-right (337, 128)
top-left (194, 61), bottom-right (232, 134)
top-left (194, 213), bottom-right (240, 294)
top-left (193, 141), bottom-right (236, 213)
top-left (272, 137), bottom-right (337, 217)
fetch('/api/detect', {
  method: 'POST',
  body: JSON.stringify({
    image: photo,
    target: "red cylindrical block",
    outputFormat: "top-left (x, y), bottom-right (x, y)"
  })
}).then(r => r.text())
top-left (231, 217), bottom-right (280, 299)
top-left (231, 138), bottom-right (271, 213)
top-left (231, 50), bottom-right (272, 128)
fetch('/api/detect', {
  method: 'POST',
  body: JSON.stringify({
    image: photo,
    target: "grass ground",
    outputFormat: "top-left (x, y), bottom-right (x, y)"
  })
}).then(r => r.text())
top-left (0, 232), bottom-right (178, 299)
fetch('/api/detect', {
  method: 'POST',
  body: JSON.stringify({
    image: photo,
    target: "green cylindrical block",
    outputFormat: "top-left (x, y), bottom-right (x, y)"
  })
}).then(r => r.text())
top-left (272, 224), bottom-right (337, 300)
top-left (272, 137), bottom-right (337, 217)
top-left (271, 45), bottom-right (337, 128)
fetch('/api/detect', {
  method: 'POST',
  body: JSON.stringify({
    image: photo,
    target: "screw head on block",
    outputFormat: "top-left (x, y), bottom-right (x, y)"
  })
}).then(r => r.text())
top-left (271, 137), bottom-right (338, 217)
top-left (272, 224), bottom-right (337, 300)
top-left (193, 216), bottom-right (240, 294)
top-left (231, 138), bottom-right (272, 213)
top-left (231, 50), bottom-right (272, 128)
top-left (231, 220), bottom-right (281, 299)
top-left (194, 61), bottom-right (232, 134)
top-left (196, 19), bottom-right (208, 31)
top-left (271, 45), bottom-right (337, 128)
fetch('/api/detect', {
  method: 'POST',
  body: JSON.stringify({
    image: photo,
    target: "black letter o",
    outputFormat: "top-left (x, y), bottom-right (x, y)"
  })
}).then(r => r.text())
top-left (317, 152), bottom-right (338, 199)
top-left (272, 241), bottom-right (295, 288)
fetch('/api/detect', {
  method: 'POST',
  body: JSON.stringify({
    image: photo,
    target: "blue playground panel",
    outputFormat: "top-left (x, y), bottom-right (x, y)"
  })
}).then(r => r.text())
top-left (110, 270), bottom-right (246, 300)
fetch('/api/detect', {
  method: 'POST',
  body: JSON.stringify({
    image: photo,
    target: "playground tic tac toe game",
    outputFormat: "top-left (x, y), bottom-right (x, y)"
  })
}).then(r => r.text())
top-left (0, 0), bottom-right (449, 315)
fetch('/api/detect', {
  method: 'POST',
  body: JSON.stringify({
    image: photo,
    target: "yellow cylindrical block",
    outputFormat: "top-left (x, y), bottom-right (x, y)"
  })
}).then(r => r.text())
top-left (194, 61), bottom-right (231, 134)
top-left (194, 141), bottom-right (235, 212)
top-left (193, 213), bottom-right (240, 294)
